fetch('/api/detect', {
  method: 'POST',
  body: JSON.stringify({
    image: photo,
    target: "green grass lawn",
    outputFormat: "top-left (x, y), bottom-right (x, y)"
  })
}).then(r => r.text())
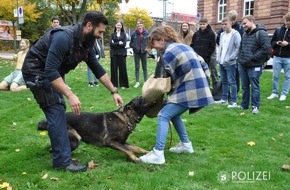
top-left (0, 56), bottom-right (289, 190)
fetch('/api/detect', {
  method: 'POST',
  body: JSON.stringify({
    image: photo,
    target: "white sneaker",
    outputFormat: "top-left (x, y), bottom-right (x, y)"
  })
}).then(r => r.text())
top-left (134, 82), bottom-right (140, 88)
top-left (227, 102), bottom-right (239, 108)
top-left (267, 93), bottom-right (279, 100)
top-left (139, 148), bottom-right (165, 164)
top-left (169, 141), bottom-right (194, 153)
top-left (279, 95), bottom-right (286, 101)
top-left (252, 106), bottom-right (259, 114)
top-left (215, 99), bottom-right (228, 105)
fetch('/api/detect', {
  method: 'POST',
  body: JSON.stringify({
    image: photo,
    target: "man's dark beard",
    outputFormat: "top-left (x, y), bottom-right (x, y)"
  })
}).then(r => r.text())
top-left (84, 29), bottom-right (97, 48)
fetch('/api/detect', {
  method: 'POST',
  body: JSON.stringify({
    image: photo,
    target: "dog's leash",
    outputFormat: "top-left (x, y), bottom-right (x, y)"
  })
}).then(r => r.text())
top-left (168, 121), bottom-right (173, 147)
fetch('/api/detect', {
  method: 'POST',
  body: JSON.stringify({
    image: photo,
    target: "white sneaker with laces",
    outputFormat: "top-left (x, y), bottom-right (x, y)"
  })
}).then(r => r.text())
top-left (169, 141), bottom-right (194, 153)
top-left (279, 95), bottom-right (286, 101)
top-left (134, 82), bottom-right (140, 88)
top-left (139, 148), bottom-right (165, 164)
top-left (215, 99), bottom-right (228, 105)
top-left (267, 93), bottom-right (279, 100)
top-left (227, 102), bottom-right (239, 108)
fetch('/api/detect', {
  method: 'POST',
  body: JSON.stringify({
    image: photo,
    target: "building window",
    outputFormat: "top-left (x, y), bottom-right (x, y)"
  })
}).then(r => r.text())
top-left (244, 0), bottom-right (254, 16)
top-left (218, 0), bottom-right (227, 22)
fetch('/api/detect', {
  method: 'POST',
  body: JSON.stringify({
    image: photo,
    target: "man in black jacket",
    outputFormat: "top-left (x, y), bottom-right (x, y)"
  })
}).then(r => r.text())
top-left (22, 11), bottom-right (123, 172)
top-left (238, 15), bottom-right (271, 114)
top-left (190, 17), bottom-right (217, 88)
top-left (267, 12), bottom-right (290, 101)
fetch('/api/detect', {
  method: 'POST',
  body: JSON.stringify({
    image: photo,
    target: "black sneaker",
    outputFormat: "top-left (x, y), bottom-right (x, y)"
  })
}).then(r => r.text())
top-left (56, 162), bottom-right (87, 173)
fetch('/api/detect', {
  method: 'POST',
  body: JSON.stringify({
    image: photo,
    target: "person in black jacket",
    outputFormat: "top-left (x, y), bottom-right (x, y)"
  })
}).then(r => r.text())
top-left (190, 17), bottom-right (217, 88)
top-left (22, 11), bottom-right (123, 172)
top-left (109, 20), bottom-right (129, 89)
top-left (267, 12), bottom-right (290, 101)
top-left (238, 15), bottom-right (271, 114)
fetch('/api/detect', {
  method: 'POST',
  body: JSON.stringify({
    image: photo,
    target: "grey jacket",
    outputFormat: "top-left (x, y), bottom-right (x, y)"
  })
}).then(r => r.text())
top-left (217, 29), bottom-right (241, 66)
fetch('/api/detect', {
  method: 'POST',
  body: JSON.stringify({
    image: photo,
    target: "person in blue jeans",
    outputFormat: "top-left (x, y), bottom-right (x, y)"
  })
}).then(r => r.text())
top-left (267, 12), bottom-right (290, 101)
top-left (238, 15), bottom-right (271, 114)
top-left (139, 25), bottom-right (214, 165)
top-left (87, 38), bottom-right (104, 87)
top-left (216, 17), bottom-right (241, 108)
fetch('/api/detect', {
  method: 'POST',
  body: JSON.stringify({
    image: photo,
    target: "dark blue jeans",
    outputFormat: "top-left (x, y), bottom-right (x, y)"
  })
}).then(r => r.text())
top-left (42, 102), bottom-right (71, 168)
top-left (238, 64), bottom-right (262, 109)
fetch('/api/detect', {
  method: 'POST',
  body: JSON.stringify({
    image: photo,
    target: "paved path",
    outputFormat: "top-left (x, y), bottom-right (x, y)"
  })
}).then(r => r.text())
top-left (0, 52), bottom-right (14, 59)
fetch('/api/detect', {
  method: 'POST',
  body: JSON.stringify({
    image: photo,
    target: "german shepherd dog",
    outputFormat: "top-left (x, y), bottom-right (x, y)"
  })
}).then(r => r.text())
top-left (37, 96), bottom-right (155, 163)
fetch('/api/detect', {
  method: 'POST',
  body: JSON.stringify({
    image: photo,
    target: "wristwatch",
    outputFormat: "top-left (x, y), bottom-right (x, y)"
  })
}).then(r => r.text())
top-left (111, 89), bottom-right (118, 95)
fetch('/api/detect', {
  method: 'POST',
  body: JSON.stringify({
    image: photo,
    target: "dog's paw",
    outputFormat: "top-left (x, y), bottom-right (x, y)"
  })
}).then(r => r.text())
top-left (133, 158), bottom-right (142, 163)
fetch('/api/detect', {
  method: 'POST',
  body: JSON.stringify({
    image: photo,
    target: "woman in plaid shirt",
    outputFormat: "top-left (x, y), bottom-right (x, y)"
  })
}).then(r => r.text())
top-left (140, 25), bottom-right (214, 165)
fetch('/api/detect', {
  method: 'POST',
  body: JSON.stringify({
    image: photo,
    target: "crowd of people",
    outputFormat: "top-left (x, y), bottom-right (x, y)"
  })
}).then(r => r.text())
top-left (1, 9), bottom-right (289, 168)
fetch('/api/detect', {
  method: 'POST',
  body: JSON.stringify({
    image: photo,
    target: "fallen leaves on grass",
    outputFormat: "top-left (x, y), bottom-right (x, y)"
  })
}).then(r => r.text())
top-left (88, 160), bottom-right (99, 169)
top-left (39, 131), bottom-right (47, 136)
top-left (281, 165), bottom-right (290, 171)
top-left (247, 141), bottom-right (256, 146)
top-left (50, 177), bottom-right (59, 181)
top-left (188, 171), bottom-right (194, 177)
top-left (41, 173), bottom-right (48, 179)
top-left (0, 182), bottom-right (10, 189)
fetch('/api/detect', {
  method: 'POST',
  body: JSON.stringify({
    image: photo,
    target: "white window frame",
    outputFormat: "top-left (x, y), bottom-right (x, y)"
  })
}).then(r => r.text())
top-left (244, 0), bottom-right (254, 16)
top-left (218, 0), bottom-right (227, 22)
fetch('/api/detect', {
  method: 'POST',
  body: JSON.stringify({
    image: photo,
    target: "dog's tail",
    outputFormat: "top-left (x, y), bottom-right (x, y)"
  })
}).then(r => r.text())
top-left (37, 120), bottom-right (48, 131)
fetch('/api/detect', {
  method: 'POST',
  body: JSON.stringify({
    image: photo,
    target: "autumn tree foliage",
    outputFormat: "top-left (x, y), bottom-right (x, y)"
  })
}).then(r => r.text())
top-left (0, 0), bottom-right (42, 24)
top-left (123, 8), bottom-right (155, 30)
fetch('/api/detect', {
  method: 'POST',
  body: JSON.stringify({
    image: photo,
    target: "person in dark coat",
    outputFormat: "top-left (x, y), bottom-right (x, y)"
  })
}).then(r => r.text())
top-left (190, 17), bottom-right (217, 88)
top-left (109, 20), bottom-right (129, 88)
top-left (238, 15), bottom-right (271, 114)
top-left (267, 12), bottom-right (290, 101)
top-left (22, 11), bottom-right (123, 172)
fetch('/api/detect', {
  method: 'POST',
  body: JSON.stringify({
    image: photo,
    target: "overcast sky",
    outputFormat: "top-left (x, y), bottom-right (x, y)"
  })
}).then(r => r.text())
top-left (120, 0), bottom-right (197, 17)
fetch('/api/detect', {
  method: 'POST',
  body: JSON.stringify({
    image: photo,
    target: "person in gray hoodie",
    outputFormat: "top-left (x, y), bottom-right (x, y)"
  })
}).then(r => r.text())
top-left (238, 15), bottom-right (271, 114)
top-left (216, 17), bottom-right (241, 108)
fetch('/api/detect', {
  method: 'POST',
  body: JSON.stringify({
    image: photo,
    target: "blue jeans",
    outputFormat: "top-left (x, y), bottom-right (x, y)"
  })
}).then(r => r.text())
top-left (238, 64), bottom-right (262, 109)
top-left (220, 64), bottom-right (238, 103)
top-left (272, 56), bottom-right (290, 96)
top-left (87, 67), bottom-right (98, 84)
top-left (155, 103), bottom-right (189, 151)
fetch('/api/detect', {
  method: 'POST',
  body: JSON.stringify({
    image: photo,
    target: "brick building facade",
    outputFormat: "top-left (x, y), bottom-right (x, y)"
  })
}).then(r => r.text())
top-left (198, 0), bottom-right (290, 34)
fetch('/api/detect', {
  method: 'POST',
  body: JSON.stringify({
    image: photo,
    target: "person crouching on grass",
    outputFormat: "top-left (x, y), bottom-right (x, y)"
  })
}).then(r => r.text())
top-left (139, 25), bottom-right (214, 165)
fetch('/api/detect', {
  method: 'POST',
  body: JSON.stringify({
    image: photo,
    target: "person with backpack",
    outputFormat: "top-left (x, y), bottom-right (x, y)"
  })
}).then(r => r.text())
top-left (267, 12), bottom-right (290, 101)
top-left (238, 15), bottom-right (271, 114)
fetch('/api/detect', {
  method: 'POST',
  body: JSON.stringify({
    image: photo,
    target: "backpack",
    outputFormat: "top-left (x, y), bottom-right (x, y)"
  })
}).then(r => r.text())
top-left (254, 30), bottom-right (272, 61)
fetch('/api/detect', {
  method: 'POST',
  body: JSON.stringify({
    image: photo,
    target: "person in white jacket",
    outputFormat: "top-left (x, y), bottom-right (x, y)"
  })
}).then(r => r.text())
top-left (216, 17), bottom-right (241, 108)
